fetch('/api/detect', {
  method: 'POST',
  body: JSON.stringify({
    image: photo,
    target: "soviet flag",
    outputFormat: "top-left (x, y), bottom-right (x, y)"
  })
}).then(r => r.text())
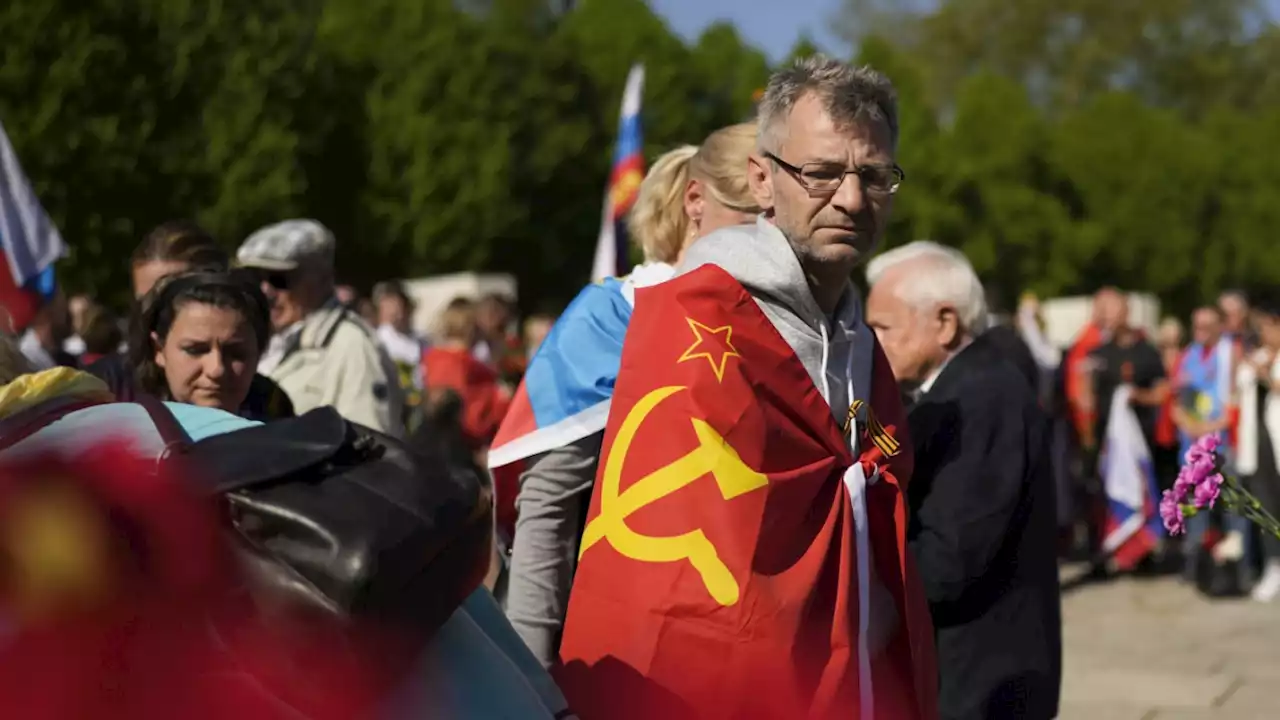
top-left (556, 265), bottom-right (937, 720)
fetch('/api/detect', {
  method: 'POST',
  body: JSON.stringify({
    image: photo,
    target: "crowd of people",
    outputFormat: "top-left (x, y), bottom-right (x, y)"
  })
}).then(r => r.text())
top-left (0, 51), bottom-right (1266, 720)
top-left (1023, 284), bottom-right (1280, 601)
top-left (12, 219), bottom-right (557, 450)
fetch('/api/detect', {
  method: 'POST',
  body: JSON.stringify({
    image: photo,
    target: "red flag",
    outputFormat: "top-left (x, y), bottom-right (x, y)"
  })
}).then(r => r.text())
top-left (0, 441), bottom-right (397, 719)
top-left (556, 265), bottom-right (937, 720)
top-left (1064, 323), bottom-right (1104, 440)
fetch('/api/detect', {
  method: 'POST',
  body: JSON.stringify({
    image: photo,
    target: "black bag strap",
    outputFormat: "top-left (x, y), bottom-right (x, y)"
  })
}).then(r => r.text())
top-left (186, 406), bottom-right (353, 495)
top-left (136, 395), bottom-right (191, 462)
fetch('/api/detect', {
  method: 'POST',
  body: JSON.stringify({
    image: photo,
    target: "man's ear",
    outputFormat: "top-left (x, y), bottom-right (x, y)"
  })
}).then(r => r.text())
top-left (747, 153), bottom-right (774, 211)
top-left (936, 306), bottom-right (961, 349)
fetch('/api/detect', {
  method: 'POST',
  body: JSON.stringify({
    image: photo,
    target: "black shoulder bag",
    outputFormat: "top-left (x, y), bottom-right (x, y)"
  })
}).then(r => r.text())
top-left (140, 399), bottom-right (493, 636)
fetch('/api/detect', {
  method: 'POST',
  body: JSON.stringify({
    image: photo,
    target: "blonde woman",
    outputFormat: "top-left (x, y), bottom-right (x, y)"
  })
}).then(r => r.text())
top-left (486, 123), bottom-right (761, 667)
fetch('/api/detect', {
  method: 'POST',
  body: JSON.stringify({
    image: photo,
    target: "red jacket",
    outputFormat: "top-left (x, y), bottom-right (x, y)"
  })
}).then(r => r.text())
top-left (424, 346), bottom-right (511, 450)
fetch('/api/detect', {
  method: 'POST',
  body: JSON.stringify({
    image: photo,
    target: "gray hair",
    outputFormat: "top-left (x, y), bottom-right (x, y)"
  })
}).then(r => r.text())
top-left (756, 54), bottom-right (898, 154)
top-left (866, 241), bottom-right (989, 335)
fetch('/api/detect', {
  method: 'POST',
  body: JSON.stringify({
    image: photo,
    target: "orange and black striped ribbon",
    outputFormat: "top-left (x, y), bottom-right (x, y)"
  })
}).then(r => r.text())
top-left (844, 399), bottom-right (901, 458)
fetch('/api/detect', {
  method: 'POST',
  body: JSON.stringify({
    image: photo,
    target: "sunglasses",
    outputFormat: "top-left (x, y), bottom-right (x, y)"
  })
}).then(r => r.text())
top-left (257, 271), bottom-right (290, 290)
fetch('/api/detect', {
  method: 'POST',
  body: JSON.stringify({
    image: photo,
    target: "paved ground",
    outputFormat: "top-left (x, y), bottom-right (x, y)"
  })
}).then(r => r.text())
top-left (1059, 569), bottom-right (1279, 719)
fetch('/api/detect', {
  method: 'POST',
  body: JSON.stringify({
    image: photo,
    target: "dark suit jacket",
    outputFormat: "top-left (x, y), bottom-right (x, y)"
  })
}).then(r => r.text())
top-left (981, 323), bottom-right (1039, 394)
top-left (908, 334), bottom-right (1062, 720)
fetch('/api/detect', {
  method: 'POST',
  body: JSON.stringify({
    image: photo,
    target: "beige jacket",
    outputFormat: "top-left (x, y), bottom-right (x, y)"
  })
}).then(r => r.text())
top-left (266, 301), bottom-right (404, 436)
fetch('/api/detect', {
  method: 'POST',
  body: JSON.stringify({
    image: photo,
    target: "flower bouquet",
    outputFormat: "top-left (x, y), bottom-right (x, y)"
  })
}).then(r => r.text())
top-left (1162, 434), bottom-right (1280, 539)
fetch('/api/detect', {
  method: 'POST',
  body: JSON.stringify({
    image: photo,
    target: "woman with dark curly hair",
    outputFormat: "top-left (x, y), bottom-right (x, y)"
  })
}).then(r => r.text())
top-left (132, 270), bottom-right (289, 418)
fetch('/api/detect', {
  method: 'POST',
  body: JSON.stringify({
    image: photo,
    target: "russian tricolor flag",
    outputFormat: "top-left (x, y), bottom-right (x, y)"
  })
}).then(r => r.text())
top-left (590, 64), bottom-right (645, 284)
top-left (0, 118), bottom-right (65, 332)
top-left (1100, 385), bottom-right (1164, 570)
top-left (487, 263), bottom-right (675, 543)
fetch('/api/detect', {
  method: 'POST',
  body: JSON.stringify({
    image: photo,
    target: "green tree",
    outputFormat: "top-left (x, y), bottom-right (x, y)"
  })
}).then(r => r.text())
top-left (316, 0), bottom-right (606, 304)
top-left (1201, 107), bottom-right (1280, 299)
top-left (690, 23), bottom-right (771, 124)
top-left (1050, 93), bottom-right (1218, 302)
top-left (782, 34), bottom-right (826, 65)
top-left (0, 0), bottom-right (184, 304)
top-left (558, 0), bottom-right (725, 160)
top-left (837, 0), bottom-right (1267, 113)
top-left (155, 0), bottom-right (326, 244)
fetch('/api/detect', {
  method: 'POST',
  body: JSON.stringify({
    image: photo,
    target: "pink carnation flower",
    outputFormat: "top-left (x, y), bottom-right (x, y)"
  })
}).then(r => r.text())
top-left (1160, 490), bottom-right (1186, 535)
top-left (1194, 473), bottom-right (1224, 508)
top-left (1184, 434), bottom-right (1222, 467)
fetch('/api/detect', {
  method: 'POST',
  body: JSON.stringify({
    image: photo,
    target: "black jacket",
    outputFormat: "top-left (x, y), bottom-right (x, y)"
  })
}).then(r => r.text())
top-left (980, 323), bottom-right (1039, 394)
top-left (907, 333), bottom-right (1062, 720)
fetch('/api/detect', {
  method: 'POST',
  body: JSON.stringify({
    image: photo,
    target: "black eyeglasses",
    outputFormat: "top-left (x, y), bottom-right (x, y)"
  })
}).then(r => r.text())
top-left (764, 152), bottom-right (904, 196)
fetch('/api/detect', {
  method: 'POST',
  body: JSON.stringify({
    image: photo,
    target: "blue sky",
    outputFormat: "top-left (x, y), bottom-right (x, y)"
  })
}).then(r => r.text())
top-left (647, 0), bottom-right (847, 62)
top-left (648, 1), bottom-right (1280, 61)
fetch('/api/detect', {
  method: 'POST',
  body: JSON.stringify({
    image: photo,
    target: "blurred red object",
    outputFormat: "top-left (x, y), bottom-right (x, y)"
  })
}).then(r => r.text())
top-left (423, 346), bottom-right (511, 450)
top-left (0, 442), bottom-right (397, 719)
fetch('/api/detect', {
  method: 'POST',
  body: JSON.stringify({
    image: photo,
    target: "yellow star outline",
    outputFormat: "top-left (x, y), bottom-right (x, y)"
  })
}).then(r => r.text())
top-left (677, 317), bottom-right (741, 382)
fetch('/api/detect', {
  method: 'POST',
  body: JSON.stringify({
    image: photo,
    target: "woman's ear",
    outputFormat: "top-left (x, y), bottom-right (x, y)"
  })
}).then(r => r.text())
top-left (683, 179), bottom-right (705, 233)
top-left (151, 331), bottom-right (167, 369)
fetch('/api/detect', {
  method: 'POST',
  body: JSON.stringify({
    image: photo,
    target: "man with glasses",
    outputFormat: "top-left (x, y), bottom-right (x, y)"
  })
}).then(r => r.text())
top-left (557, 56), bottom-right (936, 720)
top-left (237, 219), bottom-right (403, 436)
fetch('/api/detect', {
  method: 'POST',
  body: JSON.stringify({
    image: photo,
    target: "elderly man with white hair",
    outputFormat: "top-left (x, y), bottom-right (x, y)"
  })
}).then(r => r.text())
top-left (866, 240), bottom-right (1062, 720)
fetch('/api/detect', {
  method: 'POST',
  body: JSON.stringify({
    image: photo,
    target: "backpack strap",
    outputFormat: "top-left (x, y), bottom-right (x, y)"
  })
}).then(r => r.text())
top-left (136, 395), bottom-right (191, 463)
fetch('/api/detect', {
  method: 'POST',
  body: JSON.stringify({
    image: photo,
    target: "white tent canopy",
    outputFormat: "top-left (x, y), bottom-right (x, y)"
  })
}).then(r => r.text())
top-left (401, 272), bottom-right (518, 338)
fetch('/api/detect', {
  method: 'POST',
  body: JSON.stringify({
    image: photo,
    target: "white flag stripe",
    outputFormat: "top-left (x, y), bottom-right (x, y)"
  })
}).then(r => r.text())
top-left (0, 119), bottom-right (65, 285)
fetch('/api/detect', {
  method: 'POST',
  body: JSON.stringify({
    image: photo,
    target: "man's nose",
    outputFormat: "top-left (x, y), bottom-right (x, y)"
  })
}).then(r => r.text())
top-left (830, 172), bottom-right (867, 215)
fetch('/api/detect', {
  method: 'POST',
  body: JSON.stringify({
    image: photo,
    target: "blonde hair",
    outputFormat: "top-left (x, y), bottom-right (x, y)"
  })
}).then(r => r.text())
top-left (438, 298), bottom-right (478, 342)
top-left (627, 122), bottom-right (761, 264)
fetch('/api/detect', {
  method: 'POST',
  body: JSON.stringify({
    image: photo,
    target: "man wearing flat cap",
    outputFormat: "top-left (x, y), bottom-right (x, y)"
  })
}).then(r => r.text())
top-left (238, 219), bottom-right (403, 436)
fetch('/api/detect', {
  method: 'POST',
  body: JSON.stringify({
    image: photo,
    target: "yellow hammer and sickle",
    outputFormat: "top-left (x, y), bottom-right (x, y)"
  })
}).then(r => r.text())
top-left (580, 385), bottom-right (768, 606)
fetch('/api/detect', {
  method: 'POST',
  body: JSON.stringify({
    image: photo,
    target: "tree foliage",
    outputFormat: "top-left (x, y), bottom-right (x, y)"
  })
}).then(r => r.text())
top-left (0, 0), bottom-right (1278, 314)
top-left (841, 0), bottom-right (1280, 314)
